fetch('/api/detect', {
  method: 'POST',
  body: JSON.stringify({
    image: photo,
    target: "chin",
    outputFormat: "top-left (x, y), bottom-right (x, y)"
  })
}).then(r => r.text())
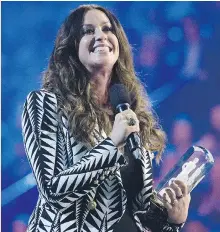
top-left (92, 59), bottom-right (116, 68)
top-left (92, 63), bottom-right (114, 70)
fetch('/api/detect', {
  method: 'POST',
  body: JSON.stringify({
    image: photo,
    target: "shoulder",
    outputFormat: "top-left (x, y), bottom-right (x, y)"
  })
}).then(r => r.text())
top-left (23, 89), bottom-right (60, 128)
top-left (24, 89), bottom-right (58, 111)
top-left (26, 89), bottom-right (57, 100)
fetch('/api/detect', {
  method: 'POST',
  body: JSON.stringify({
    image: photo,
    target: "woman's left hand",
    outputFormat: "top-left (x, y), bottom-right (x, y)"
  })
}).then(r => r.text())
top-left (162, 180), bottom-right (191, 224)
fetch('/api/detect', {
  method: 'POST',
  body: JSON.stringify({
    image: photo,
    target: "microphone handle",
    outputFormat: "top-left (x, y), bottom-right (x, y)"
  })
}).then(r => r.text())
top-left (116, 103), bottom-right (141, 159)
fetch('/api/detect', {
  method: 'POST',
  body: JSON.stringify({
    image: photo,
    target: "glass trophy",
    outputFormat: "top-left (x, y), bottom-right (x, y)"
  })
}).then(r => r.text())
top-left (153, 146), bottom-right (215, 206)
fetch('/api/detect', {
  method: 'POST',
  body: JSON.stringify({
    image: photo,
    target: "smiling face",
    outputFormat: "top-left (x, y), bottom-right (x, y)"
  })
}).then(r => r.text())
top-left (78, 9), bottom-right (119, 73)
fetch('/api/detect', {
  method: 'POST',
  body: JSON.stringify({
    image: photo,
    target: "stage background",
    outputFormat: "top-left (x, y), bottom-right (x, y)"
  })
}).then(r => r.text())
top-left (2, 1), bottom-right (220, 231)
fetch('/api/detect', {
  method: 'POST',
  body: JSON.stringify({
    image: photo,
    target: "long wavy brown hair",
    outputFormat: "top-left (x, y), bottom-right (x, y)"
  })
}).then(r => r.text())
top-left (42, 4), bottom-right (166, 162)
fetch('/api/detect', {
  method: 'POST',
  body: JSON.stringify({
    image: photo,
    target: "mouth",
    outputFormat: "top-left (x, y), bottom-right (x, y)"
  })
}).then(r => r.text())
top-left (90, 45), bottom-right (113, 53)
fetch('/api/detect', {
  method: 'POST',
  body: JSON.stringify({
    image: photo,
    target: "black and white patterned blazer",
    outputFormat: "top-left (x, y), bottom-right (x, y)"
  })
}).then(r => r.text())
top-left (22, 90), bottom-right (183, 232)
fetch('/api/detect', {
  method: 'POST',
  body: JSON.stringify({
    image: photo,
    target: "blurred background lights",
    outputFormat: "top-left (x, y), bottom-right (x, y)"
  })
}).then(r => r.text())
top-left (2, 173), bottom-right (36, 206)
top-left (12, 214), bottom-right (29, 232)
top-left (200, 24), bottom-right (213, 39)
top-left (165, 1), bottom-right (193, 21)
top-left (168, 27), bottom-right (183, 42)
top-left (24, 173), bottom-right (36, 186)
top-left (166, 51), bottom-right (179, 67)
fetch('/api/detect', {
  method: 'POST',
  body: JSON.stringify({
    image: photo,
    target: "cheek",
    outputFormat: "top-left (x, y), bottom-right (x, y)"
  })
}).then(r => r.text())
top-left (114, 36), bottom-right (119, 51)
top-left (115, 42), bottom-right (119, 59)
top-left (78, 39), bottom-right (89, 61)
top-left (111, 35), bottom-right (119, 56)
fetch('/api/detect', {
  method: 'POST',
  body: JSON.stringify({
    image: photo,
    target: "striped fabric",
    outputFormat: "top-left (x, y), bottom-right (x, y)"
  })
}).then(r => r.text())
top-left (22, 90), bottom-right (183, 232)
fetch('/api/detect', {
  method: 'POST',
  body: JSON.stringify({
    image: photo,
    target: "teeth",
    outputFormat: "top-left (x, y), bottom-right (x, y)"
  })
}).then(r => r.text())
top-left (92, 47), bottom-right (111, 53)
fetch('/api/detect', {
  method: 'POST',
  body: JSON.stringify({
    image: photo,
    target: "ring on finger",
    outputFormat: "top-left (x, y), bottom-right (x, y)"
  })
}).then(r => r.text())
top-left (176, 194), bottom-right (183, 199)
top-left (127, 117), bottom-right (136, 126)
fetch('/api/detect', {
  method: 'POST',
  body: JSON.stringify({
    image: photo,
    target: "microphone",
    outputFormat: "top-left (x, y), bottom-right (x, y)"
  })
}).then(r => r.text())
top-left (109, 84), bottom-right (142, 159)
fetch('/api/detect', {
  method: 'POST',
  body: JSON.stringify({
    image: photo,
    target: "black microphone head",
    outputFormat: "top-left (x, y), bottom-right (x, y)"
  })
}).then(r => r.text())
top-left (109, 84), bottom-right (131, 109)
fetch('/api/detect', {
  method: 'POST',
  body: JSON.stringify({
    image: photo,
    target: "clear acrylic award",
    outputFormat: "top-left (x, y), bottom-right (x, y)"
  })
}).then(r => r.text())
top-left (154, 146), bottom-right (215, 206)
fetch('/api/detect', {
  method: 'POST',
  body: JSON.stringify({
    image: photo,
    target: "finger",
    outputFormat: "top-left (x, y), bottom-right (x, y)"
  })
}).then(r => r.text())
top-left (125, 118), bottom-right (139, 130)
top-left (174, 180), bottom-right (188, 196)
top-left (125, 113), bottom-right (134, 121)
top-left (122, 109), bottom-right (131, 114)
top-left (121, 110), bottom-right (134, 118)
top-left (170, 181), bottom-right (183, 199)
top-left (165, 188), bottom-right (177, 204)
top-left (115, 113), bottom-right (124, 121)
top-left (163, 192), bottom-right (172, 210)
top-left (188, 193), bottom-right (191, 201)
top-left (124, 114), bottom-right (138, 123)
top-left (130, 112), bottom-right (139, 123)
top-left (125, 109), bottom-right (136, 115)
top-left (122, 109), bottom-right (138, 120)
top-left (126, 126), bottom-right (140, 135)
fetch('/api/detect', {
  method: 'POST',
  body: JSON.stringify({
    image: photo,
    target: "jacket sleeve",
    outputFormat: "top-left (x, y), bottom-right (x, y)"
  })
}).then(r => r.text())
top-left (22, 90), bottom-right (126, 209)
top-left (130, 148), bottom-right (184, 231)
top-left (134, 199), bottom-right (184, 232)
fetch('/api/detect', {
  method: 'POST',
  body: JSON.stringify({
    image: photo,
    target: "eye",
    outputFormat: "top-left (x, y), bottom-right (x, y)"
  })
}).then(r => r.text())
top-left (102, 25), bottom-right (113, 32)
top-left (82, 27), bottom-right (95, 35)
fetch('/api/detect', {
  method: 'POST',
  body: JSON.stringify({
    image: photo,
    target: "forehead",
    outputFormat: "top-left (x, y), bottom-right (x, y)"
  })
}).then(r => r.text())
top-left (83, 9), bottom-right (111, 25)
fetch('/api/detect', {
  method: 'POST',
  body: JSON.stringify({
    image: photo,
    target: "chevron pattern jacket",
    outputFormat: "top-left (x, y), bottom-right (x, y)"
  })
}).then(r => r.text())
top-left (22, 90), bottom-right (184, 232)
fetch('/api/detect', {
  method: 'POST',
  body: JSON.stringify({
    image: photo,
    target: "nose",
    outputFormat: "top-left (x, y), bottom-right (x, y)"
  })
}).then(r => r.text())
top-left (95, 28), bottom-right (107, 41)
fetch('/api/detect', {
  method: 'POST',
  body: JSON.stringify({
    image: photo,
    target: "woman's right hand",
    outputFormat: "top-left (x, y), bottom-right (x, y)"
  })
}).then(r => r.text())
top-left (109, 109), bottom-right (140, 147)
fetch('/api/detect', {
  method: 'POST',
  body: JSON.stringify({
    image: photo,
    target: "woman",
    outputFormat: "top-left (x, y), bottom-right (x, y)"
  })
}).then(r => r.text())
top-left (22, 4), bottom-right (191, 232)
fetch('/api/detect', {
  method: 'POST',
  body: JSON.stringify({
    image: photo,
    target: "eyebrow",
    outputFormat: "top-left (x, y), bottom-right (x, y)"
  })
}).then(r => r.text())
top-left (82, 22), bottom-right (111, 27)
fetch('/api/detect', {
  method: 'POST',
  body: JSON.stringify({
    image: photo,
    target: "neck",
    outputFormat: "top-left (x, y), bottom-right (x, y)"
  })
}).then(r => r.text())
top-left (90, 69), bottom-right (112, 105)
